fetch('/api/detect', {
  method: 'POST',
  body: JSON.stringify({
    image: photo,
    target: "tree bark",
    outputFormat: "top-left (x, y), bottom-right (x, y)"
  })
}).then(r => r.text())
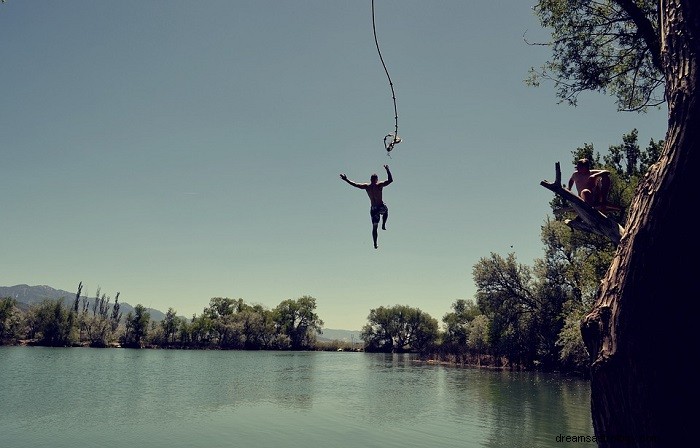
top-left (581, 1), bottom-right (698, 446)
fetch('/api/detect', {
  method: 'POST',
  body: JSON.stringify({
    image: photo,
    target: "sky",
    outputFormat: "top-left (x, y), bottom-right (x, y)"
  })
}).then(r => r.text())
top-left (1, 1), bottom-right (667, 331)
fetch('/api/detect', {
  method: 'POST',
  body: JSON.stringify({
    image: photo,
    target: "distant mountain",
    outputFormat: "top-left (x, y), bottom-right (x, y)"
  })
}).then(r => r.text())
top-left (0, 284), bottom-right (166, 321)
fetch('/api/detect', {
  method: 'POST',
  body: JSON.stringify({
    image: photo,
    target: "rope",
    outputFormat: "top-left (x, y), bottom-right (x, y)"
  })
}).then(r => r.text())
top-left (371, 0), bottom-right (401, 153)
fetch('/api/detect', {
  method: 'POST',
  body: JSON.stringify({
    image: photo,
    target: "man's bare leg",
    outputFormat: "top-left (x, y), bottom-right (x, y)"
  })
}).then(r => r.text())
top-left (596, 176), bottom-right (612, 206)
top-left (381, 211), bottom-right (388, 230)
top-left (580, 189), bottom-right (593, 204)
top-left (372, 225), bottom-right (379, 249)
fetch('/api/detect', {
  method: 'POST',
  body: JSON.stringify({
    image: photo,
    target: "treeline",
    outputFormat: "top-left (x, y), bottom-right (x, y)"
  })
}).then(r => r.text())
top-left (0, 131), bottom-right (661, 373)
top-left (0, 288), bottom-right (324, 351)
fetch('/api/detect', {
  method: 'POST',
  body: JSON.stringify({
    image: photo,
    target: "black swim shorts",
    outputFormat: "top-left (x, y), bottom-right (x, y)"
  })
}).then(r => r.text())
top-left (370, 203), bottom-right (388, 224)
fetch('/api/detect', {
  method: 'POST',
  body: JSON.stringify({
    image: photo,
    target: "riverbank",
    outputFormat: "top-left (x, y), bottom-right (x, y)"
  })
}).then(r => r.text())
top-left (417, 352), bottom-right (589, 378)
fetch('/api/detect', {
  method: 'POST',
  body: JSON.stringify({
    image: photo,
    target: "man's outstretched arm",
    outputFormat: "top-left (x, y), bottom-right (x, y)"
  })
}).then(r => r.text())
top-left (381, 165), bottom-right (393, 186)
top-left (340, 174), bottom-right (367, 189)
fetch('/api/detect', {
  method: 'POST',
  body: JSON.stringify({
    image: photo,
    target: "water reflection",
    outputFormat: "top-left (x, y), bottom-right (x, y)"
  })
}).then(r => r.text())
top-left (167, 350), bottom-right (319, 411)
top-left (439, 368), bottom-right (593, 447)
top-left (354, 353), bottom-right (442, 427)
top-left (0, 348), bottom-right (593, 448)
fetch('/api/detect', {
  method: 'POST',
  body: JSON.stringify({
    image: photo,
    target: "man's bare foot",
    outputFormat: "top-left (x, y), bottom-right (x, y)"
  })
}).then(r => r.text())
top-left (374, 244), bottom-right (378, 249)
top-left (382, 225), bottom-right (386, 230)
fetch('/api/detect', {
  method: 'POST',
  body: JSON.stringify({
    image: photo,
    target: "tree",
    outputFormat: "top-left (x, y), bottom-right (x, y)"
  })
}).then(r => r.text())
top-left (556, 304), bottom-right (590, 374)
top-left (122, 304), bottom-right (150, 348)
top-left (110, 292), bottom-right (122, 333)
top-left (538, 218), bottom-right (610, 372)
top-left (72, 281), bottom-right (83, 314)
top-left (442, 299), bottom-right (481, 347)
top-left (160, 308), bottom-right (180, 346)
top-left (189, 313), bottom-right (214, 348)
top-left (204, 297), bottom-right (245, 348)
top-left (529, 0), bottom-right (664, 112)
top-left (360, 306), bottom-right (394, 352)
top-left (604, 129), bottom-right (663, 182)
top-left (466, 315), bottom-right (489, 353)
top-left (238, 303), bottom-right (276, 349)
top-left (361, 305), bottom-right (438, 353)
top-left (534, 1), bottom-right (698, 444)
top-left (0, 297), bottom-right (23, 344)
top-left (27, 299), bottom-right (76, 347)
top-left (474, 253), bottom-right (548, 367)
top-left (273, 296), bottom-right (324, 350)
top-left (83, 288), bottom-right (117, 347)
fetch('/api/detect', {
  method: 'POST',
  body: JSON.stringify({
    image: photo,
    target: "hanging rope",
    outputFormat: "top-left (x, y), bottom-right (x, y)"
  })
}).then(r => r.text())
top-left (371, 0), bottom-right (401, 154)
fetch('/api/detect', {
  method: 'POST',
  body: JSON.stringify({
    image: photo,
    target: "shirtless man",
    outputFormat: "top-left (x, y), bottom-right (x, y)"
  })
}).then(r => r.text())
top-left (567, 158), bottom-right (612, 210)
top-left (340, 165), bottom-right (393, 249)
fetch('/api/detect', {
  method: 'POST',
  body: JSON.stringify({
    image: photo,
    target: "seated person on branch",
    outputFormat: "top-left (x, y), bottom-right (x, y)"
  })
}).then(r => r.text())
top-left (567, 158), bottom-right (612, 211)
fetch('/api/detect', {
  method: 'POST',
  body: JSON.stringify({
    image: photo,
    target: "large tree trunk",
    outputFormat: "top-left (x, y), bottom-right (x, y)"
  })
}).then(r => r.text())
top-left (581, 1), bottom-right (698, 446)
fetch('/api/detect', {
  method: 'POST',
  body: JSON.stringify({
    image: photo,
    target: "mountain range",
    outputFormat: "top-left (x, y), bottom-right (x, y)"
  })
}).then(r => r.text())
top-left (0, 284), bottom-right (167, 321)
top-left (0, 284), bottom-right (361, 340)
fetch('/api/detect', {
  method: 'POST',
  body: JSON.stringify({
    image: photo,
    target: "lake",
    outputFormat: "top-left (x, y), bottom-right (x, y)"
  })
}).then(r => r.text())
top-left (0, 347), bottom-right (594, 447)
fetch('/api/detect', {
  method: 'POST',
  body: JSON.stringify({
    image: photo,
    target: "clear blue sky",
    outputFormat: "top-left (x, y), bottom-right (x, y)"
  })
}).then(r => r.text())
top-left (1, 1), bottom-right (666, 330)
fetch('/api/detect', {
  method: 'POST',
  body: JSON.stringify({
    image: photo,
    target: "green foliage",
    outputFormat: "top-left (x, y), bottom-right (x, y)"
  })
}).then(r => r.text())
top-left (204, 297), bottom-right (244, 349)
top-left (110, 293), bottom-right (122, 332)
top-left (556, 302), bottom-right (590, 373)
top-left (442, 299), bottom-right (480, 346)
top-left (188, 312), bottom-right (214, 348)
top-left (239, 304), bottom-right (277, 349)
top-left (603, 129), bottom-right (663, 211)
top-left (529, 0), bottom-right (663, 111)
top-left (473, 251), bottom-right (576, 369)
top-left (1, 287), bottom-right (321, 352)
top-left (361, 304), bottom-right (438, 353)
top-left (80, 288), bottom-right (122, 347)
top-left (467, 315), bottom-right (489, 352)
top-left (473, 253), bottom-right (539, 366)
top-left (539, 219), bottom-right (612, 308)
top-left (160, 308), bottom-right (180, 346)
top-left (273, 296), bottom-right (324, 350)
top-left (26, 299), bottom-right (77, 347)
top-left (0, 297), bottom-right (24, 344)
top-left (172, 299), bottom-right (280, 349)
top-left (121, 304), bottom-right (150, 348)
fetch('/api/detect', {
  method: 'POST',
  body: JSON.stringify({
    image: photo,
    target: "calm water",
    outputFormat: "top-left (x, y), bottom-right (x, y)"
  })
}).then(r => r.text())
top-left (0, 347), bottom-right (594, 448)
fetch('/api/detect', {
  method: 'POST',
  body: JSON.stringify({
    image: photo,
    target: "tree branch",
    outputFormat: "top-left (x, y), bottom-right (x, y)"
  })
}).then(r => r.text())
top-left (613, 0), bottom-right (663, 72)
top-left (540, 162), bottom-right (624, 245)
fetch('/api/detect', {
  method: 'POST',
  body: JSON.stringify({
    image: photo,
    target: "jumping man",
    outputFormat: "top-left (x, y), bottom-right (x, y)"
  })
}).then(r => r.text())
top-left (340, 165), bottom-right (393, 249)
